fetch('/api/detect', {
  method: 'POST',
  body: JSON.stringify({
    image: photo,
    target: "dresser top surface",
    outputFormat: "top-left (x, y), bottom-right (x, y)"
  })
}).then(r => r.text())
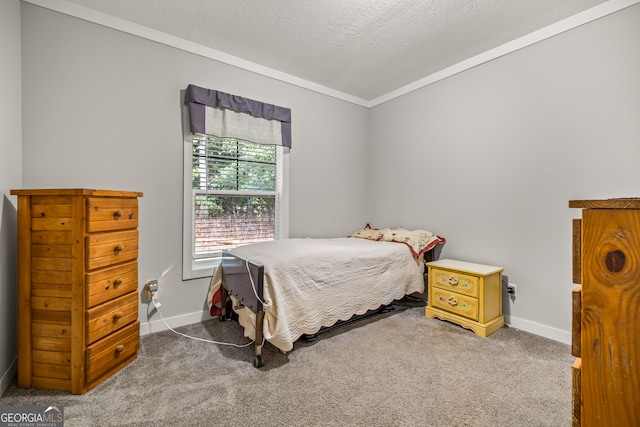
top-left (11, 188), bottom-right (143, 197)
top-left (427, 259), bottom-right (503, 275)
top-left (569, 198), bottom-right (640, 209)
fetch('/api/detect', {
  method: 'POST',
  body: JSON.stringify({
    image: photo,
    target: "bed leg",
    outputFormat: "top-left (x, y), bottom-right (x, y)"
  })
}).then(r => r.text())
top-left (301, 333), bottom-right (318, 342)
top-left (219, 285), bottom-right (229, 321)
top-left (379, 304), bottom-right (394, 313)
top-left (254, 310), bottom-right (265, 368)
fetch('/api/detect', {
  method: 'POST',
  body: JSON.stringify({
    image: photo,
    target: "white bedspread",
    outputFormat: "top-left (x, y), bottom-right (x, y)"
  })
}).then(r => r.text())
top-left (208, 237), bottom-right (425, 352)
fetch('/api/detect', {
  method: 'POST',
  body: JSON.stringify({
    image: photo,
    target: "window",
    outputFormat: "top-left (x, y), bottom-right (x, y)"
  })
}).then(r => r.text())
top-left (183, 134), bottom-right (288, 279)
top-left (193, 134), bottom-right (280, 254)
top-left (182, 85), bottom-right (291, 279)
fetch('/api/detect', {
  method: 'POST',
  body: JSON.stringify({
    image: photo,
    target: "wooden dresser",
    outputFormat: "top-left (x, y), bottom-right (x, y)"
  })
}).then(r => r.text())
top-left (11, 188), bottom-right (142, 394)
top-left (570, 199), bottom-right (640, 426)
top-left (425, 259), bottom-right (504, 337)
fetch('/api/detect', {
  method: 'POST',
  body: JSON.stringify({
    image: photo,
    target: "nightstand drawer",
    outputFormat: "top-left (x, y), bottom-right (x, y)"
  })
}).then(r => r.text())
top-left (87, 197), bottom-right (139, 232)
top-left (86, 320), bottom-right (139, 384)
top-left (430, 288), bottom-right (478, 321)
top-left (432, 269), bottom-right (479, 297)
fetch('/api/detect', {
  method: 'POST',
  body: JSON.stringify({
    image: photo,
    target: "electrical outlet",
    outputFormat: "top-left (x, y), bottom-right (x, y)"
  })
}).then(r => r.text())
top-left (147, 279), bottom-right (158, 293)
top-left (507, 283), bottom-right (517, 296)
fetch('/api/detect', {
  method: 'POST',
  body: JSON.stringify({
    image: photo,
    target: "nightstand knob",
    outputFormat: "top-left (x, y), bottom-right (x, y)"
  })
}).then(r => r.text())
top-left (448, 276), bottom-right (459, 285)
top-left (114, 210), bottom-right (124, 218)
top-left (447, 296), bottom-right (458, 306)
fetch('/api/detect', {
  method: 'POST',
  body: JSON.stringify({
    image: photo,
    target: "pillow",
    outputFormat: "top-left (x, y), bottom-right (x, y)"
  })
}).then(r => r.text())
top-left (350, 224), bottom-right (383, 241)
top-left (351, 224), bottom-right (446, 258)
top-left (382, 227), bottom-right (445, 257)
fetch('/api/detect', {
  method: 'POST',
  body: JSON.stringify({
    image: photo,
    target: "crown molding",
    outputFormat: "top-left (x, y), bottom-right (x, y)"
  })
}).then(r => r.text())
top-left (22, 0), bottom-right (640, 109)
top-left (368, 0), bottom-right (640, 107)
top-left (22, 0), bottom-right (370, 107)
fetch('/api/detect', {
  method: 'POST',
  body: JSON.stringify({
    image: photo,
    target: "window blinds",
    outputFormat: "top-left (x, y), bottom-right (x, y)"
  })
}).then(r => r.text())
top-left (192, 135), bottom-right (278, 256)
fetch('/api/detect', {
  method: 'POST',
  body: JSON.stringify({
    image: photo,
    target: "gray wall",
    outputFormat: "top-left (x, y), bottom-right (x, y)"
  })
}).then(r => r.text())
top-left (368, 3), bottom-right (640, 339)
top-left (0, 0), bottom-right (22, 396)
top-left (4, 1), bottom-right (640, 393)
top-left (19, 3), bottom-right (369, 334)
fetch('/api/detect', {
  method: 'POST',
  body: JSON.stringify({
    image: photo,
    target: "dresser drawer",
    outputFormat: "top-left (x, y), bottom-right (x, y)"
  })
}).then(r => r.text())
top-left (87, 197), bottom-right (139, 232)
top-left (86, 320), bottom-right (139, 383)
top-left (86, 261), bottom-right (138, 308)
top-left (430, 288), bottom-right (478, 321)
top-left (86, 292), bottom-right (138, 344)
top-left (86, 229), bottom-right (138, 270)
top-left (432, 269), bottom-right (479, 297)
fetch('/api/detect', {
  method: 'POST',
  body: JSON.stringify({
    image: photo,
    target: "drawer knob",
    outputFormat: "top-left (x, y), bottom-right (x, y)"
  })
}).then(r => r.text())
top-left (113, 278), bottom-right (123, 286)
top-left (447, 296), bottom-right (458, 306)
top-left (114, 210), bottom-right (124, 218)
top-left (448, 276), bottom-right (459, 286)
top-left (115, 344), bottom-right (125, 353)
top-left (113, 312), bottom-right (124, 321)
top-left (114, 244), bottom-right (124, 252)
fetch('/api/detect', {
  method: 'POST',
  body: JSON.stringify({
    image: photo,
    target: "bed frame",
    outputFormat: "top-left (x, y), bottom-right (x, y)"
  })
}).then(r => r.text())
top-left (219, 245), bottom-right (441, 367)
top-left (218, 251), bottom-right (265, 367)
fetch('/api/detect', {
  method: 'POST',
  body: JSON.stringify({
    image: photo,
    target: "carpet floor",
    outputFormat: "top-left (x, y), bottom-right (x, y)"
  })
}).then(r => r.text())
top-left (1, 301), bottom-right (573, 426)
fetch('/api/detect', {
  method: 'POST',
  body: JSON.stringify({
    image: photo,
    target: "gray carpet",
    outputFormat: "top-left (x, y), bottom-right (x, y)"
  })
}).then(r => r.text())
top-left (1, 302), bottom-right (573, 426)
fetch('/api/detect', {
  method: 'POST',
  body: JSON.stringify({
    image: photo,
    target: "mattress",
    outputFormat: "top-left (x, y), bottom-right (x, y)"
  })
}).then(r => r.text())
top-left (208, 237), bottom-right (427, 352)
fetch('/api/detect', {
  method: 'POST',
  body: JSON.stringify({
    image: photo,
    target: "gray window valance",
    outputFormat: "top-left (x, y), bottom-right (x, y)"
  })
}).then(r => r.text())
top-left (184, 84), bottom-right (292, 149)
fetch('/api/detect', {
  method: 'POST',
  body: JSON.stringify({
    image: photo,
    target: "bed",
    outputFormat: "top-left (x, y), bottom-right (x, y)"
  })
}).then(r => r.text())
top-left (207, 226), bottom-right (445, 367)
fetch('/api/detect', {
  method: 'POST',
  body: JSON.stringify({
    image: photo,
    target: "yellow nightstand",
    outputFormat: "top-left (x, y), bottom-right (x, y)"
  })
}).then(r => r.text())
top-left (425, 259), bottom-right (504, 337)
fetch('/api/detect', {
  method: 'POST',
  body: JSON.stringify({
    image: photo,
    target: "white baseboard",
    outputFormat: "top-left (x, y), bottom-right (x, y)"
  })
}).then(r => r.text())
top-left (504, 315), bottom-right (571, 345)
top-left (140, 309), bottom-right (215, 336)
top-left (1, 358), bottom-right (17, 397)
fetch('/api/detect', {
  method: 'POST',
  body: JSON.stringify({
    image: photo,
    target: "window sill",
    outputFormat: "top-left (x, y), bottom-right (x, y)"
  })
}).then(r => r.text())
top-left (183, 257), bottom-right (219, 280)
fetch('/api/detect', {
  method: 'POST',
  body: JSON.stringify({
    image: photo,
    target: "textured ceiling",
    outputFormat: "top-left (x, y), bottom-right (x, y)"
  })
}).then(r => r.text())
top-left (62, 0), bottom-right (608, 101)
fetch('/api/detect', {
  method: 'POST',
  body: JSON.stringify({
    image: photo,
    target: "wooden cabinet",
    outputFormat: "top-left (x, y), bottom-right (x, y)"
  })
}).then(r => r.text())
top-left (11, 188), bottom-right (143, 394)
top-left (425, 259), bottom-right (504, 337)
top-left (570, 199), bottom-right (640, 426)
